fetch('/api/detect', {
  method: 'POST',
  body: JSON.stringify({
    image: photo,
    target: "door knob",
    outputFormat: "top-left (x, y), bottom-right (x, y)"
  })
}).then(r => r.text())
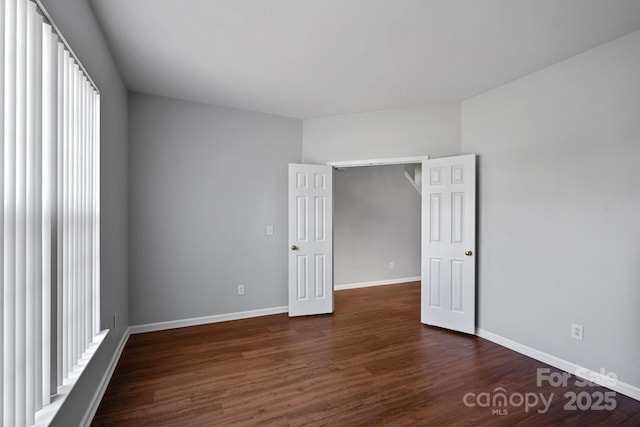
top-left (291, 245), bottom-right (298, 251)
top-left (465, 250), bottom-right (472, 256)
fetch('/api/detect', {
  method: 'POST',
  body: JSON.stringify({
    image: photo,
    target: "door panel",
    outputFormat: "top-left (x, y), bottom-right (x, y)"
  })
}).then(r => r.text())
top-left (288, 164), bottom-right (333, 316)
top-left (421, 155), bottom-right (476, 334)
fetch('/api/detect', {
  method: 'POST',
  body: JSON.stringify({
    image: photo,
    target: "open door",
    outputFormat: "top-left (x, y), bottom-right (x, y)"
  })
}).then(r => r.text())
top-left (288, 164), bottom-right (333, 316)
top-left (421, 155), bottom-right (476, 334)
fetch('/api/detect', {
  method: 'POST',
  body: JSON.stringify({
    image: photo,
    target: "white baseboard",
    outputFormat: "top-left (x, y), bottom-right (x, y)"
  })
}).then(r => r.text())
top-left (129, 306), bottom-right (289, 335)
top-left (81, 327), bottom-right (131, 427)
top-left (477, 328), bottom-right (640, 401)
top-left (335, 276), bottom-right (421, 291)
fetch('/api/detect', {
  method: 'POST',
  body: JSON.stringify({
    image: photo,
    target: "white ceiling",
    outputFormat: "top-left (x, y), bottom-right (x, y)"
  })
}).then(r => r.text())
top-left (90, 0), bottom-right (640, 119)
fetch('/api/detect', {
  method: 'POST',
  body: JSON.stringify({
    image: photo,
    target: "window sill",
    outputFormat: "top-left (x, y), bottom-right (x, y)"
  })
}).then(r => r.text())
top-left (33, 329), bottom-right (109, 427)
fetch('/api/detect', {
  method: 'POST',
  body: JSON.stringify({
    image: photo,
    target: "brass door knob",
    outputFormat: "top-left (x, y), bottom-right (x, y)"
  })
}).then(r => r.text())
top-left (291, 245), bottom-right (298, 251)
top-left (465, 250), bottom-right (473, 256)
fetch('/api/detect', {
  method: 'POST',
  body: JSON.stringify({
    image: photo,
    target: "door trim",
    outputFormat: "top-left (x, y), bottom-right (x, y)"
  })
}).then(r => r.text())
top-left (327, 155), bottom-right (428, 302)
top-left (328, 156), bottom-right (429, 168)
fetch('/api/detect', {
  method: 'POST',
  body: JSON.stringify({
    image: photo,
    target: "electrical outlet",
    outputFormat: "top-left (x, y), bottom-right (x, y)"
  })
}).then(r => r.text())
top-left (266, 225), bottom-right (274, 235)
top-left (113, 313), bottom-right (117, 329)
top-left (238, 284), bottom-right (245, 295)
top-left (389, 261), bottom-right (394, 270)
top-left (571, 323), bottom-right (583, 341)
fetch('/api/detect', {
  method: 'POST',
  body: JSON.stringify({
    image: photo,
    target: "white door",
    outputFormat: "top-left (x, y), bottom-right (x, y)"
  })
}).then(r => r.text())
top-left (421, 155), bottom-right (476, 334)
top-left (288, 164), bottom-right (333, 316)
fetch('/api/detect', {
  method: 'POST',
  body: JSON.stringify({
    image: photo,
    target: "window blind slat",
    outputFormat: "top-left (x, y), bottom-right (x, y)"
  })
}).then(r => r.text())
top-left (15, 0), bottom-right (28, 423)
top-left (33, 8), bottom-right (43, 414)
top-left (68, 59), bottom-right (74, 371)
top-left (41, 22), bottom-right (57, 407)
top-left (86, 85), bottom-right (93, 342)
top-left (85, 78), bottom-right (90, 348)
top-left (83, 77), bottom-right (89, 349)
top-left (94, 93), bottom-right (100, 337)
top-left (70, 62), bottom-right (78, 369)
top-left (25, 3), bottom-right (40, 423)
top-left (79, 75), bottom-right (85, 354)
top-left (55, 40), bottom-right (63, 389)
top-left (2, 2), bottom-right (17, 426)
top-left (0, 0), bottom-right (6, 422)
top-left (61, 48), bottom-right (70, 381)
top-left (91, 90), bottom-right (98, 336)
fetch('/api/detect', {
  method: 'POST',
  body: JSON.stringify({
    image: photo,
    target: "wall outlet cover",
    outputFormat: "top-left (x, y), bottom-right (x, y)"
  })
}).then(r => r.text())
top-left (571, 323), bottom-right (583, 341)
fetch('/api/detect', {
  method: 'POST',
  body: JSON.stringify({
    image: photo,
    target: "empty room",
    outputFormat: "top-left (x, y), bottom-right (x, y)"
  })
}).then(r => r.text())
top-left (2, 0), bottom-right (640, 426)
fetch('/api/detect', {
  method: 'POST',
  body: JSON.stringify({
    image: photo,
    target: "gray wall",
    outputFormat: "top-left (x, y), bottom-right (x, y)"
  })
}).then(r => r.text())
top-left (129, 93), bottom-right (302, 326)
top-left (334, 165), bottom-right (421, 285)
top-left (302, 104), bottom-right (461, 163)
top-left (462, 29), bottom-right (640, 388)
top-left (40, 0), bottom-right (130, 426)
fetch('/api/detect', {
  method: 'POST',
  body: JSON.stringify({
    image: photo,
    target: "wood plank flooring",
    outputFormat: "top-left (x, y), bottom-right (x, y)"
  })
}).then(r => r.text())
top-left (92, 282), bottom-right (640, 426)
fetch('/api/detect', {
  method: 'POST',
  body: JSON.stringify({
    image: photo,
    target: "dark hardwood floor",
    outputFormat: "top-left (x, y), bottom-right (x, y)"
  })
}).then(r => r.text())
top-left (92, 282), bottom-right (640, 426)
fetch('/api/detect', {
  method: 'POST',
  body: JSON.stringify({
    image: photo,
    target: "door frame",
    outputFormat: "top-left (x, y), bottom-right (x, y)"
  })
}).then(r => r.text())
top-left (328, 156), bottom-right (430, 168)
top-left (327, 155), bottom-right (430, 300)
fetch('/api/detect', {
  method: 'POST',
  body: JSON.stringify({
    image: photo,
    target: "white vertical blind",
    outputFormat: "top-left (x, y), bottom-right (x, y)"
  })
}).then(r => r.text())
top-left (25, 3), bottom-right (43, 425)
top-left (2, 2), bottom-right (17, 425)
top-left (61, 47), bottom-right (69, 384)
top-left (2, 0), bottom-right (101, 425)
top-left (93, 92), bottom-right (100, 339)
top-left (55, 39), bottom-right (63, 394)
top-left (41, 20), bottom-right (56, 407)
top-left (0, 0), bottom-right (6, 424)
top-left (16, 2), bottom-right (28, 426)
